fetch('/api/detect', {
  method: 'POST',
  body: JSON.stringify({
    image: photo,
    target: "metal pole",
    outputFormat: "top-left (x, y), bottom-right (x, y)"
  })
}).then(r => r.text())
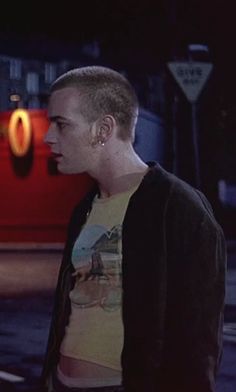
top-left (172, 95), bottom-right (178, 175)
top-left (191, 102), bottom-right (201, 188)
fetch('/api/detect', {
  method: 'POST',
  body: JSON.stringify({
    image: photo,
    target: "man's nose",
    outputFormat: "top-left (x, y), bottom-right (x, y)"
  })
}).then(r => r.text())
top-left (44, 126), bottom-right (55, 145)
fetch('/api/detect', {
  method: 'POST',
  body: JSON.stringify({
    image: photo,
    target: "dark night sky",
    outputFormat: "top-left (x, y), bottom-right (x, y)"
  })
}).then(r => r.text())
top-left (0, 0), bottom-right (235, 104)
top-left (0, 0), bottom-right (234, 71)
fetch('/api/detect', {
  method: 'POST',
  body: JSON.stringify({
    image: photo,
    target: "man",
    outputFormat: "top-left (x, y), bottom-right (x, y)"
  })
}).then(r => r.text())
top-left (42, 66), bottom-right (226, 392)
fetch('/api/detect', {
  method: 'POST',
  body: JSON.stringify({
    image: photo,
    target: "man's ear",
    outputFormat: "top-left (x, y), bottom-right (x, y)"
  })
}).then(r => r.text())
top-left (90, 115), bottom-right (115, 146)
top-left (97, 115), bottom-right (115, 143)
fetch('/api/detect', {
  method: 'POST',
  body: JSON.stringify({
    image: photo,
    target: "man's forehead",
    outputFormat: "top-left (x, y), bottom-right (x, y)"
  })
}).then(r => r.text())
top-left (49, 87), bottom-right (81, 102)
top-left (48, 87), bottom-right (82, 113)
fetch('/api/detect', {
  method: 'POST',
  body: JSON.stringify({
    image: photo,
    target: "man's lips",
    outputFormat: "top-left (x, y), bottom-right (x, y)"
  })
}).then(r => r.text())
top-left (51, 152), bottom-right (63, 160)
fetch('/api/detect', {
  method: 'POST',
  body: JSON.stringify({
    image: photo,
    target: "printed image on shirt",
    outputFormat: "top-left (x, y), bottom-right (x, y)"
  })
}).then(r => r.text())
top-left (70, 224), bottom-right (122, 312)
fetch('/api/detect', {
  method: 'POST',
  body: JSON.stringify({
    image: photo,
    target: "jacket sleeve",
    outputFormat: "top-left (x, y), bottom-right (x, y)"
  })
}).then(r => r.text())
top-left (161, 191), bottom-right (226, 392)
top-left (40, 202), bottom-right (88, 386)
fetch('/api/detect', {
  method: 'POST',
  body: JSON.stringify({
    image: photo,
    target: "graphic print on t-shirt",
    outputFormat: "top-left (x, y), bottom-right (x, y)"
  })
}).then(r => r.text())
top-left (71, 224), bottom-right (122, 311)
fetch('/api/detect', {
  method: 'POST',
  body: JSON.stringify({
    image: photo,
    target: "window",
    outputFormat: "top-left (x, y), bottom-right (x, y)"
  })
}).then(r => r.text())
top-left (10, 58), bottom-right (22, 80)
top-left (26, 72), bottom-right (39, 94)
top-left (45, 63), bottom-right (56, 84)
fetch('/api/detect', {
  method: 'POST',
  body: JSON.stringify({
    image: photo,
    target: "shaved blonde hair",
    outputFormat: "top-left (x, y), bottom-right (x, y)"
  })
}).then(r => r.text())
top-left (50, 66), bottom-right (139, 141)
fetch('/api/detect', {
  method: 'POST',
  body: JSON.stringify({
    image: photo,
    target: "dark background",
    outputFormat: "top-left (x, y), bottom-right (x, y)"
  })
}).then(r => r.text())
top-left (0, 0), bottom-right (235, 72)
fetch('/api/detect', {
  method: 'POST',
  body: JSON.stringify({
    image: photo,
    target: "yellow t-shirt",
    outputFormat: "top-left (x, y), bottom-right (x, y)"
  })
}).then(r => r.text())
top-left (60, 186), bottom-right (138, 386)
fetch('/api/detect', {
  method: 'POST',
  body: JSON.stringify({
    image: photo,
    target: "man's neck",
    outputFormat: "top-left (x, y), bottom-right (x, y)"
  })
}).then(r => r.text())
top-left (83, 137), bottom-right (150, 198)
top-left (97, 162), bottom-right (148, 198)
top-left (98, 170), bottom-right (148, 198)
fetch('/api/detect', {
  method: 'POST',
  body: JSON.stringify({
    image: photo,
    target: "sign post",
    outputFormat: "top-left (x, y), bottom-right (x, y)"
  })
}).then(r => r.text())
top-left (167, 61), bottom-right (213, 188)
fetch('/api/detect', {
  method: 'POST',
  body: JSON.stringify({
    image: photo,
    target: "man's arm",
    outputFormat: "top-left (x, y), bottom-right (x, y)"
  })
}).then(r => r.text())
top-left (162, 191), bottom-right (226, 392)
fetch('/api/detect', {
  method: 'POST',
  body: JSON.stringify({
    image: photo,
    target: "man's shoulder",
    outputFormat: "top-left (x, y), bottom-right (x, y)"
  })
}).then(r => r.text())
top-left (147, 164), bottom-right (225, 244)
top-left (147, 162), bottom-right (215, 221)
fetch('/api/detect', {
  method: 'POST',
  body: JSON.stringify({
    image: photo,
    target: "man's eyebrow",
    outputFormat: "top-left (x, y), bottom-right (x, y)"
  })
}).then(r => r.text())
top-left (49, 115), bottom-right (68, 122)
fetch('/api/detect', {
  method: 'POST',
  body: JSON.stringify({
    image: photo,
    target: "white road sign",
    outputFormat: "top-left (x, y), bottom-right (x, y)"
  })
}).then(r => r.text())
top-left (167, 62), bottom-right (213, 103)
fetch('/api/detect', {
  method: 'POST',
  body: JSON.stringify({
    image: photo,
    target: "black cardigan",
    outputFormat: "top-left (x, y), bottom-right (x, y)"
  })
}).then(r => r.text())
top-left (42, 162), bottom-right (226, 392)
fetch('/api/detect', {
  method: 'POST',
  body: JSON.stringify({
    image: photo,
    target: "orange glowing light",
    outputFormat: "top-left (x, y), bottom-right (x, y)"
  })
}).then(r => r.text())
top-left (8, 109), bottom-right (32, 156)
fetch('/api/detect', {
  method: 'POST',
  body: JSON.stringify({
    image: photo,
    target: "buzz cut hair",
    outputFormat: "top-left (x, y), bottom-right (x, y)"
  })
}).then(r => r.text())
top-left (50, 66), bottom-right (139, 141)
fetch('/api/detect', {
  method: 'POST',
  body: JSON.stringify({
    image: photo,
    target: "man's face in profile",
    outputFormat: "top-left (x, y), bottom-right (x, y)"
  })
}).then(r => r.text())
top-left (45, 87), bottom-right (95, 175)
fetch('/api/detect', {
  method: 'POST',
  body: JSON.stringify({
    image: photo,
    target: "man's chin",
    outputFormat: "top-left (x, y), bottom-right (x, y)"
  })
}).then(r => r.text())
top-left (56, 163), bottom-right (70, 174)
top-left (57, 164), bottom-right (84, 175)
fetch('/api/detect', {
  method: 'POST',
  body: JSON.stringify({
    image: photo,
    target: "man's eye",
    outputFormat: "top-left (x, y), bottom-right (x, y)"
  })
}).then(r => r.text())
top-left (57, 122), bottom-right (66, 130)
